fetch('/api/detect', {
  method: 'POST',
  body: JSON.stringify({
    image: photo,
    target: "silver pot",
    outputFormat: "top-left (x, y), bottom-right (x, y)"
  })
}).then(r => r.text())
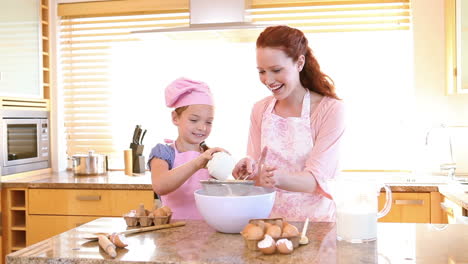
top-left (70, 150), bottom-right (108, 176)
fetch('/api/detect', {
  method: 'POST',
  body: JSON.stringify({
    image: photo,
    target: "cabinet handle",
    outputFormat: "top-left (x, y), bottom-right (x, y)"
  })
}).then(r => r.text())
top-left (76, 195), bottom-right (101, 201)
top-left (440, 202), bottom-right (454, 215)
top-left (394, 199), bottom-right (424, 205)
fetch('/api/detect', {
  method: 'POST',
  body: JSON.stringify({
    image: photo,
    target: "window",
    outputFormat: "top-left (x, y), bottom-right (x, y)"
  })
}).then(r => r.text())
top-left (59, 0), bottom-right (412, 170)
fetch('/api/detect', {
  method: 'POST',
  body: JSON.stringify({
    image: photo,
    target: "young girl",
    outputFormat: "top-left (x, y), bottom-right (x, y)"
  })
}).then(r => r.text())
top-left (148, 77), bottom-right (225, 220)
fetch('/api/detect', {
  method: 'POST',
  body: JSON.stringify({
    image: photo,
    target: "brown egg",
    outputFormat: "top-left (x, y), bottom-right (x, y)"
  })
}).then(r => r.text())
top-left (240, 223), bottom-right (264, 240)
top-left (266, 224), bottom-right (282, 239)
top-left (241, 223), bottom-right (256, 236)
top-left (275, 219), bottom-right (283, 228)
top-left (136, 203), bottom-right (146, 217)
top-left (257, 235), bottom-right (276, 255)
top-left (282, 223), bottom-right (300, 237)
top-left (255, 220), bottom-right (266, 231)
top-left (109, 233), bottom-right (128, 248)
top-left (276, 238), bottom-right (293, 254)
top-left (153, 207), bottom-right (167, 217)
top-left (160, 206), bottom-right (172, 215)
top-left (264, 222), bottom-right (272, 230)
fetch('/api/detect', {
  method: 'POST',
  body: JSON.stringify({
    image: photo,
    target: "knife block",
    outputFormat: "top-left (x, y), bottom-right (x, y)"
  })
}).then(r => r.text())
top-left (130, 143), bottom-right (145, 173)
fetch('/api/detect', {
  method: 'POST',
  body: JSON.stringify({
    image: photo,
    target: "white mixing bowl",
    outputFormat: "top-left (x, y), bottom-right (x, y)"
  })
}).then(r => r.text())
top-left (194, 187), bottom-right (276, 233)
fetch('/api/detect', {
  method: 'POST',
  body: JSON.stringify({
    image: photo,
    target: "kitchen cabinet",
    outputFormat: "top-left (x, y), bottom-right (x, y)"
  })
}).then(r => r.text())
top-left (28, 215), bottom-right (99, 244)
top-left (440, 195), bottom-right (467, 224)
top-left (378, 192), bottom-right (431, 223)
top-left (2, 188), bottom-right (28, 256)
top-left (27, 188), bottom-right (154, 245)
top-left (0, 0), bottom-right (43, 98)
top-left (446, 0), bottom-right (468, 94)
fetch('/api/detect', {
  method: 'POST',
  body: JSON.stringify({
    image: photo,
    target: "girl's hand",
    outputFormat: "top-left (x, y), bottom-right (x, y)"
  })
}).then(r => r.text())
top-left (196, 147), bottom-right (227, 169)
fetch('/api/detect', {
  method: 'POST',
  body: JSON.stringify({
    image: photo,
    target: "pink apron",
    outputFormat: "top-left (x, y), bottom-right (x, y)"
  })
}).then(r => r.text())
top-left (160, 144), bottom-right (209, 220)
top-left (261, 91), bottom-right (335, 222)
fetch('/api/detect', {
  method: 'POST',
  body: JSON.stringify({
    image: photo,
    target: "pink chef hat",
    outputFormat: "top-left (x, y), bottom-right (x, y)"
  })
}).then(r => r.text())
top-left (165, 77), bottom-right (214, 108)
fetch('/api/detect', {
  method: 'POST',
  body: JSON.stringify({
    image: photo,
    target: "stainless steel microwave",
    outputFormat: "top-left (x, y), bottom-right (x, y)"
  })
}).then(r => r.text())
top-left (0, 109), bottom-right (50, 175)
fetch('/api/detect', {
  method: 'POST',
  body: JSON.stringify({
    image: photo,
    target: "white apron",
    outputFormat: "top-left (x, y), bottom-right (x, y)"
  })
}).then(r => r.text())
top-left (261, 91), bottom-right (335, 221)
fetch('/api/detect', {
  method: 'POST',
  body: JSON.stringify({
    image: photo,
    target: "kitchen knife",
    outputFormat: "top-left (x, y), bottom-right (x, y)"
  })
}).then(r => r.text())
top-left (132, 125), bottom-right (139, 144)
top-left (135, 126), bottom-right (142, 144)
top-left (140, 129), bottom-right (147, 144)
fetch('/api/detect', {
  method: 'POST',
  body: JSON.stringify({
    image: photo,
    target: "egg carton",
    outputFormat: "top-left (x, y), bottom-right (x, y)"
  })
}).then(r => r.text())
top-left (243, 218), bottom-right (299, 251)
top-left (123, 209), bottom-right (172, 227)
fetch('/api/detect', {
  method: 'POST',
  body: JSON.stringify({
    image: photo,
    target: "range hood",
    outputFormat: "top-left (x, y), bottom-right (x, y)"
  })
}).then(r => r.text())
top-left (132, 0), bottom-right (272, 34)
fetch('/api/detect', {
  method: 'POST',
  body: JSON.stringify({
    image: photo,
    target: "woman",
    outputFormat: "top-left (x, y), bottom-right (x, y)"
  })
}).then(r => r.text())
top-left (233, 25), bottom-right (345, 222)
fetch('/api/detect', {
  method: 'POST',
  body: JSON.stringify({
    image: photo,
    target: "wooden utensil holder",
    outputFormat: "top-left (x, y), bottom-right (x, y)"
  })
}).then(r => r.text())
top-left (130, 143), bottom-right (145, 173)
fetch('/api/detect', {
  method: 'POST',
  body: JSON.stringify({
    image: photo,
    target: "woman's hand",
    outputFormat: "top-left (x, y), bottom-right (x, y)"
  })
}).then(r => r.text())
top-left (195, 147), bottom-right (227, 169)
top-left (232, 157), bottom-right (255, 180)
top-left (233, 147), bottom-right (269, 180)
top-left (257, 165), bottom-right (277, 188)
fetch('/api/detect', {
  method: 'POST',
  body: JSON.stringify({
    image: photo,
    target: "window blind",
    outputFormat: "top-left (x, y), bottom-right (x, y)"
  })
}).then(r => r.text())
top-left (59, 0), bottom-right (411, 167)
top-left (60, 12), bottom-right (189, 161)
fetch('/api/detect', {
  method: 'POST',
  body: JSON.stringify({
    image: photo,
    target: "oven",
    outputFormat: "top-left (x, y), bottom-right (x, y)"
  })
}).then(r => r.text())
top-left (1, 109), bottom-right (50, 175)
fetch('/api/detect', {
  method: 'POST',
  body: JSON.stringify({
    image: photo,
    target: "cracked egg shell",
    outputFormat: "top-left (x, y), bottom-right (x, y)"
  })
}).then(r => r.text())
top-left (276, 238), bottom-right (293, 254)
top-left (109, 233), bottom-right (128, 248)
top-left (258, 235), bottom-right (276, 255)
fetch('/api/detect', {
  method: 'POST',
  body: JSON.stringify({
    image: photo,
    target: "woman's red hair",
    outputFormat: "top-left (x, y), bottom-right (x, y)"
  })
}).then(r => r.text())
top-left (256, 25), bottom-right (339, 99)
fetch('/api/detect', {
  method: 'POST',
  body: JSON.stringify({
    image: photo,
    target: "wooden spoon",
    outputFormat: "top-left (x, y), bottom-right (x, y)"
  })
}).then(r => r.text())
top-left (82, 221), bottom-right (185, 241)
top-left (299, 218), bottom-right (309, 245)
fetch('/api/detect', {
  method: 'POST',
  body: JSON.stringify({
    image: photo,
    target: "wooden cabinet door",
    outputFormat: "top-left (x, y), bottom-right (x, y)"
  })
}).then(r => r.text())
top-left (378, 192), bottom-right (431, 223)
top-left (440, 196), bottom-right (464, 224)
top-left (27, 189), bottom-right (154, 246)
top-left (27, 215), bottom-right (99, 245)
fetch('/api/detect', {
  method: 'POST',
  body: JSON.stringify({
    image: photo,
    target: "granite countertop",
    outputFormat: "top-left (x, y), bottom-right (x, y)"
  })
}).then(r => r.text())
top-left (2, 170), bottom-right (467, 209)
top-left (0, 170), bottom-right (446, 192)
top-left (1, 170), bottom-right (153, 190)
top-left (7, 218), bottom-right (468, 264)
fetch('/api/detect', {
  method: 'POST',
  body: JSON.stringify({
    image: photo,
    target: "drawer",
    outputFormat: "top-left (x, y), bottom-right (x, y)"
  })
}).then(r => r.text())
top-left (28, 189), bottom-right (154, 216)
top-left (378, 192), bottom-right (431, 223)
top-left (27, 215), bottom-right (99, 245)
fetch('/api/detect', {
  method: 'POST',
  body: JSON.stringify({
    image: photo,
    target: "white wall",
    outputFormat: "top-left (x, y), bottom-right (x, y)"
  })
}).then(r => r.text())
top-left (412, 0), bottom-right (468, 124)
top-left (412, 0), bottom-right (468, 173)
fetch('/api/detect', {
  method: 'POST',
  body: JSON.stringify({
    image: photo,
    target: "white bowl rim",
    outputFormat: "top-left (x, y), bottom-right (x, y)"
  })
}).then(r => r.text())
top-left (194, 188), bottom-right (276, 199)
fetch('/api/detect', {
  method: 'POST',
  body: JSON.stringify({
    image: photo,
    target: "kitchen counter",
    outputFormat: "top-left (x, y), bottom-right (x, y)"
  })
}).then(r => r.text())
top-left (438, 184), bottom-right (468, 211)
top-left (6, 217), bottom-right (468, 264)
top-left (2, 170), bottom-right (467, 209)
top-left (0, 170), bottom-right (445, 192)
top-left (1, 170), bottom-right (152, 190)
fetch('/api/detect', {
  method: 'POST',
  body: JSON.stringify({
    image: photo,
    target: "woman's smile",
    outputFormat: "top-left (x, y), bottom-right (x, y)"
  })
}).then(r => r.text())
top-left (268, 84), bottom-right (284, 94)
